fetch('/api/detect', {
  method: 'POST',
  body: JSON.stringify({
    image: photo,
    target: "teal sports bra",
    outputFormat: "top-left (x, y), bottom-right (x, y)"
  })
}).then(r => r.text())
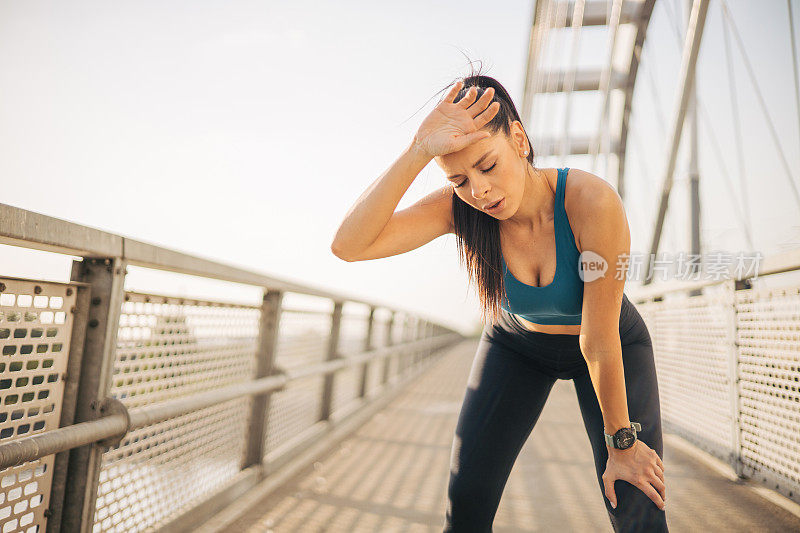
top-left (500, 167), bottom-right (584, 325)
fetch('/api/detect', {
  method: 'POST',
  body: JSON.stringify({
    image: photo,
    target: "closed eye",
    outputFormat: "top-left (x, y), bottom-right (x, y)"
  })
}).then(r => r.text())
top-left (454, 162), bottom-right (496, 188)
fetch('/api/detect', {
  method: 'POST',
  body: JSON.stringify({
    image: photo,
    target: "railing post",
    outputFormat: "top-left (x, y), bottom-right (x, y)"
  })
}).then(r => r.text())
top-left (729, 277), bottom-right (750, 477)
top-left (401, 315), bottom-right (413, 374)
top-left (382, 310), bottom-right (395, 385)
top-left (61, 257), bottom-right (128, 533)
top-left (320, 301), bottom-right (343, 421)
top-left (243, 289), bottom-right (283, 470)
top-left (415, 319), bottom-right (426, 366)
top-left (358, 306), bottom-right (375, 399)
top-left (46, 282), bottom-right (91, 533)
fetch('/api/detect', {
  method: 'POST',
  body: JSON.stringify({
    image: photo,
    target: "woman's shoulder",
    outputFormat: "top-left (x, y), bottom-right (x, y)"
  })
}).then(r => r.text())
top-left (560, 167), bottom-right (625, 251)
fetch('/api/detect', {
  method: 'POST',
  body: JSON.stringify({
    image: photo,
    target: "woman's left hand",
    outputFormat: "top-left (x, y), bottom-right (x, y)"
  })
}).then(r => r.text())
top-left (602, 439), bottom-right (666, 510)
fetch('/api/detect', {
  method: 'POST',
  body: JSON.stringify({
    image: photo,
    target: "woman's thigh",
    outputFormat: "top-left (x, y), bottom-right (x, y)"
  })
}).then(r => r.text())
top-left (444, 334), bottom-right (558, 531)
top-left (572, 337), bottom-right (668, 532)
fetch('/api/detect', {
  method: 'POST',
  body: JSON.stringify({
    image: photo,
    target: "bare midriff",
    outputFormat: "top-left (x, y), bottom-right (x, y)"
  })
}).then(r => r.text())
top-left (515, 316), bottom-right (582, 335)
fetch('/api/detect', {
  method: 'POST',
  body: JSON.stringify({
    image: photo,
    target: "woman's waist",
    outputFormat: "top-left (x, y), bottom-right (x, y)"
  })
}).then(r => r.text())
top-left (490, 292), bottom-right (645, 347)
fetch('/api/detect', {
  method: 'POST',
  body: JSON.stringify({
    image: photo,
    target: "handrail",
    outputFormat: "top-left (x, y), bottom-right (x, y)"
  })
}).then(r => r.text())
top-left (0, 202), bottom-right (439, 323)
top-left (0, 333), bottom-right (460, 470)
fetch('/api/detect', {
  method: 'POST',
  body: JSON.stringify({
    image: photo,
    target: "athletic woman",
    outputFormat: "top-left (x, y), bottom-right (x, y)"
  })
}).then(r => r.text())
top-left (331, 72), bottom-right (668, 533)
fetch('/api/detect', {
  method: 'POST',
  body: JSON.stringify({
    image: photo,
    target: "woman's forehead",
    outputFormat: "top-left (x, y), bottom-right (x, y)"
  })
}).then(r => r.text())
top-left (438, 144), bottom-right (505, 179)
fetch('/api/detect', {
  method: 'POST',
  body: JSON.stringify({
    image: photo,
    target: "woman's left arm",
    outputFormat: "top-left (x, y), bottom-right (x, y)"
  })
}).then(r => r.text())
top-left (574, 177), bottom-right (666, 511)
top-left (575, 180), bottom-right (631, 439)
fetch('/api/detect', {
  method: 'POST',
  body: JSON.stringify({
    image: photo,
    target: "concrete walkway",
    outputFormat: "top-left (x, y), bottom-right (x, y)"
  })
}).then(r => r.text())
top-left (217, 339), bottom-right (800, 532)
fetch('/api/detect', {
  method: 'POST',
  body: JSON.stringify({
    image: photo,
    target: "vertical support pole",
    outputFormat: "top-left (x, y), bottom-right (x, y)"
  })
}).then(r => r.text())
top-left (358, 306), bottom-right (375, 399)
top-left (47, 284), bottom-right (91, 533)
top-left (399, 315), bottom-right (410, 376)
top-left (643, 0), bottom-right (710, 283)
top-left (425, 322), bottom-right (433, 361)
top-left (61, 257), bottom-right (128, 533)
top-left (686, 0), bottom-right (702, 296)
top-left (414, 318), bottom-right (424, 367)
top-left (382, 311), bottom-right (395, 385)
top-left (726, 278), bottom-right (743, 476)
top-left (726, 279), bottom-right (753, 478)
top-left (320, 301), bottom-right (343, 422)
top-left (243, 289), bottom-right (283, 470)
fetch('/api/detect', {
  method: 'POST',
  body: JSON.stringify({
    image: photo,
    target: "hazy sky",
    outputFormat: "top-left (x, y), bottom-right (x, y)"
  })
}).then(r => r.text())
top-left (1, 0), bottom-right (798, 335)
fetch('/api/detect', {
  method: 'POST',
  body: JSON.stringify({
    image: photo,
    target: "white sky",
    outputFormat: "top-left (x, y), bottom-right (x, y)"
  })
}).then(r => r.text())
top-left (1, 0), bottom-right (798, 335)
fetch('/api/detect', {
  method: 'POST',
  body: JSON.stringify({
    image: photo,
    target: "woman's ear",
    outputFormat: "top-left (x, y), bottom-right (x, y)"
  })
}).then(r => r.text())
top-left (509, 120), bottom-right (529, 153)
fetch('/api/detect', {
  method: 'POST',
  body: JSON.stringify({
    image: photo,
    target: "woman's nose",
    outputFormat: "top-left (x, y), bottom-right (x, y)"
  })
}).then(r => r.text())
top-left (470, 175), bottom-right (490, 200)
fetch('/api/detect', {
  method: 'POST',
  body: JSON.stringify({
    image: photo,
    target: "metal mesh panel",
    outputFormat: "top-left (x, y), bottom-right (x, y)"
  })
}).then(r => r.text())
top-left (330, 365), bottom-right (361, 416)
top-left (274, 310), bottom-right (329, 369)
top-left (338, 304), bottom-right (369, 357)
top-left (0, 277), bottom-right (76, 533)
top-left (371, 313), bottom-right (391, 348)
top-left (636, 286), bottom-right (735, 461)
top-left (93, 398), bottom-right (250, 533)
top-left (261, 309), bottom-right (330, 455)
top-left (736, 285), bottom-right (800, 494)
top-left (91, 292), bottom-right (259, 533)
top-left (263, 374), bottom-right (324, 454)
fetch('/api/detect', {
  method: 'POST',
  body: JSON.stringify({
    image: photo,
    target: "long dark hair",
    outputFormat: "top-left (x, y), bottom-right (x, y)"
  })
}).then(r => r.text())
top-left (436, 63), bottom-right (538, 326)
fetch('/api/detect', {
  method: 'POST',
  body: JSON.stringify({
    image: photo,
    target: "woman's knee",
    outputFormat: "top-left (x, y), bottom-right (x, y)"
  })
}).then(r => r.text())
top-left (605, 479), bottom-right (669, 532)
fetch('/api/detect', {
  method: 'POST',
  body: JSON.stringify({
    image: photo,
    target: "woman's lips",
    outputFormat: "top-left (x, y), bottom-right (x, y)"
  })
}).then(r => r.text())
top-left (485, 198), bottom-right (504, 212)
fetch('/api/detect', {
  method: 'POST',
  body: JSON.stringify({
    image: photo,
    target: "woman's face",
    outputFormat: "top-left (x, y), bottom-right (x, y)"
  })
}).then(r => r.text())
top-left (435, 122), bottom-right (529, 219)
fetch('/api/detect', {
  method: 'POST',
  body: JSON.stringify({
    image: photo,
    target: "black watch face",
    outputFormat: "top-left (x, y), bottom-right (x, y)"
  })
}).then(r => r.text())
top-left (616, 429), bottom-right (635, 448)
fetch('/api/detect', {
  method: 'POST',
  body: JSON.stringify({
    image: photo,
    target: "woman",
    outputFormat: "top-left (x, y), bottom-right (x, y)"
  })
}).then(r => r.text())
top-left (331, 71), bottom-right (668, 532)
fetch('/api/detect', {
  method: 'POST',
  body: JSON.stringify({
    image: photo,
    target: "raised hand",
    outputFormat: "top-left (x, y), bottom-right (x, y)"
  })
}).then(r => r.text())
top-left (413, 80), bottom-right (501, 157)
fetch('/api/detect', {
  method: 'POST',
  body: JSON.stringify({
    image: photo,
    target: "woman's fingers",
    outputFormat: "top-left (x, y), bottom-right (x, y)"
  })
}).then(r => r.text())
top-left (650, 472), bottom-right (666, 501)
top-left (456, 86), bottom-right (478, 108)
top-left (443, 80), bottom-right (463, 104)
top-left (653, 452), bottom-right (664, 471)
top-left (636, 479), bottom-right (665, 510)
top-left (652, 462), bottom-right (664, 484)
top-left (468, 87), bottom-right (495, 117)
top-left (474, 101), bottom-right (500, 129)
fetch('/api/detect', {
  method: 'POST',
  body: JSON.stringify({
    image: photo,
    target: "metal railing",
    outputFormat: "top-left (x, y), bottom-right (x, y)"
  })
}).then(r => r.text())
top-left (628, 248), bottom-right (800, 504)
top-left (0, 202), bottom-right (463, 533)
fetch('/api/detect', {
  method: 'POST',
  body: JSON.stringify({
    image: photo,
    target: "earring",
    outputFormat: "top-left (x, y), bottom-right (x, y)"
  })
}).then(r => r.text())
top-left (523, 150), bottom-right (528, 156)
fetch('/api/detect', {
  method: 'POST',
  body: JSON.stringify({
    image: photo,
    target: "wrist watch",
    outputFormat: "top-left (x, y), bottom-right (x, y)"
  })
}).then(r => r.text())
top-left (604, 422), bottom-right (642, 449)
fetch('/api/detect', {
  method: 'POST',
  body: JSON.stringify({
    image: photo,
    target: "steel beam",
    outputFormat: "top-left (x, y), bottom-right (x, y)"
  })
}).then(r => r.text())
top-left (643, 0), bottom-right (710, 285)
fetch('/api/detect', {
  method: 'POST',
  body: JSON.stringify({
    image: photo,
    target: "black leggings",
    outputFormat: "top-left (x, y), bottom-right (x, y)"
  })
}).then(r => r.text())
top-left (443, 293), bottom-right (668, 532)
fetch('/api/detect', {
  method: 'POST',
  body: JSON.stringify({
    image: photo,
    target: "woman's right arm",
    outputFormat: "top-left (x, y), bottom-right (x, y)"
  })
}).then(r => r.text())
top-left (330, 139), bottom-right (453, 262)
top-left (330, 80), bottom-right (499, 262)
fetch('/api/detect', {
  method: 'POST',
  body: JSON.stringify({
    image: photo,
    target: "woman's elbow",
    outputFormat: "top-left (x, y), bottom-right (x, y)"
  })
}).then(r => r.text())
top-left (331, 243), bottom-right (351, 261)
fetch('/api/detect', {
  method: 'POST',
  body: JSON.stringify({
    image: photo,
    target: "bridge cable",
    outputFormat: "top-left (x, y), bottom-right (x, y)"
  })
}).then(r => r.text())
top-left (720, 0), bottom-right (800, 212)
top-left (697, 103), bottom-right (756, 250)
top-left (789, 0), bottom-right (800, 175)
top-left (662, 0), bottom-right (766, 248)
top-left (721, 2), bottom-right (753, 248)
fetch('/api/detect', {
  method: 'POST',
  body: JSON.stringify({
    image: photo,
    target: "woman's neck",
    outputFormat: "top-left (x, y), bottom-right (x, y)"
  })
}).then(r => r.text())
top-left (503, 166), bottom-right (555, 233)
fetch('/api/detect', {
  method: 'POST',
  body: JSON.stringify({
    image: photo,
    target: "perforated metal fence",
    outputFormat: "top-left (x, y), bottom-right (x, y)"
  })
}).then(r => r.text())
top-left (631, 262), bottom-right (800, 504)
top-left (0, 203), bottom-right (463, 533)
top-left (0, 278), bottom-right (77, 533)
